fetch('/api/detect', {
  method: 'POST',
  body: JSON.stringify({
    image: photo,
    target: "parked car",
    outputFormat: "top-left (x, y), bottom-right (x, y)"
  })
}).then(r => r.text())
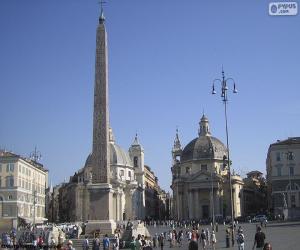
top-left (253, 215), bottom-right (268, 223)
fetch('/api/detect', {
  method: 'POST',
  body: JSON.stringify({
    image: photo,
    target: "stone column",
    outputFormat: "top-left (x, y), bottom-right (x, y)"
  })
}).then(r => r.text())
top-left (188, 190), bottom-right (193, 219)
top-left (195, 189), bottom-right (199, 219)
top-left (115, 192), bottom-right (119, 221)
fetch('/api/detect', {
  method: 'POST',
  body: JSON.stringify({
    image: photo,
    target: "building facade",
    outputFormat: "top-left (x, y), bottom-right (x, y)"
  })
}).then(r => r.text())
top-left (144, 165), bottom-right (169, 220)
top-left (0, 151), bottom-right (48, 228)
top-left (241, 171), bottom-right (267, 216)
top-left (266, 137), bottom-right (300, 219)
top-left (171, 115), bottom-right (244, 221)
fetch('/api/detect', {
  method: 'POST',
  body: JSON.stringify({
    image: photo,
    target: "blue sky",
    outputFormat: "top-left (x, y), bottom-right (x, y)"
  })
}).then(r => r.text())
top-left (1, 0), bottom-right (299, 192)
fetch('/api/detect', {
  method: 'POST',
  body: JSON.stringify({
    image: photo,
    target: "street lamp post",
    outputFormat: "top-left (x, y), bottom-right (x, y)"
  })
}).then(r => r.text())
top-left (209, 143), bottom-right (215, 231)
top-left (211, 69), bottom-right (237, 246)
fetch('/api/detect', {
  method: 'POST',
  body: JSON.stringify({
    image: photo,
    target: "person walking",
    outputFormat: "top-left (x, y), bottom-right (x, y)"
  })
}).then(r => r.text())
top-left (200, 229), bottom-right (207, 249)
top-left (236, 229), bottom-right (245, 250)
top-left (211, 230), bottom-right (217, 250)
top-left (252, 226), bottom-right (266, 250)
top-left (158, 233), bottom-right (164, 250)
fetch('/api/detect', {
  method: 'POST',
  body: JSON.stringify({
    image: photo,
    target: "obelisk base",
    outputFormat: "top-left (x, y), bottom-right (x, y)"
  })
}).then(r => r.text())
top-left (85, 220), bottom-right (116, 235)
top-left (87, 183), bottom-right (116, 234)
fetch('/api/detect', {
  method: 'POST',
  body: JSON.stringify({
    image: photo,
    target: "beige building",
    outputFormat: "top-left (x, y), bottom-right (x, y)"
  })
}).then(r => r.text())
top-left (171, 115), bottom-right (243, 220)
top-left (144, 165), bottom-right (169, 220)
top-left (266, 137), bottom-right (300, 219)
top-left (0, 150), bottom-right (48, 227)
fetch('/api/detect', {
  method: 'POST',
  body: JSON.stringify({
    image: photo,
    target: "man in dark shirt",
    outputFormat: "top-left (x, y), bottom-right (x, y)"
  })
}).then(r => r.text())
top-left (253, 226), bottom-right (266, 250)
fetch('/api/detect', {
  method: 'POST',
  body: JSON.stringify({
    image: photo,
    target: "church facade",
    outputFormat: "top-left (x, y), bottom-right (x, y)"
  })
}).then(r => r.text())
top-left (171, 115), bottom-right (243, 221)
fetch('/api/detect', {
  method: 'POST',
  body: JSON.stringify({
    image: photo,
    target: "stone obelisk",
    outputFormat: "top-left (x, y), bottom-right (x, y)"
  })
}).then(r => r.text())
top-left (87, 10), bottom-right (116, 234)
top-left (92, 11), bottom-right (110, 185)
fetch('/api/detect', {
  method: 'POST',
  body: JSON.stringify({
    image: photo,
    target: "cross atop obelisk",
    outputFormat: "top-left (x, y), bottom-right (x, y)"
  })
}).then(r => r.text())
top-left (92, 3), bottom-right (110, 184)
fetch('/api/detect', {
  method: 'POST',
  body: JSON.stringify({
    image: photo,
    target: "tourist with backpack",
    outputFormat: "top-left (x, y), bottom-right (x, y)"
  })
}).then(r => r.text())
top-left (103, 234), bottom-right (110, 250)
top-left (82, 235), bottom-right (89, 250)
top-left (236, 229), bottom-right (245, 250)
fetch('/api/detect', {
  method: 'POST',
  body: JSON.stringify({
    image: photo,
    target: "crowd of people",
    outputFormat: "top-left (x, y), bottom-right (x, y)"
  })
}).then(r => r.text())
top-left (1, 219), bottom-right (274, 250)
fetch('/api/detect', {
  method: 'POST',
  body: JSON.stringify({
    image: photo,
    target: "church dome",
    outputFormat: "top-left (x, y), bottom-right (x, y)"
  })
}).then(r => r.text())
top-left (181, 136), bottom-right (227, 162)
top-left (181, 115), bottom-right (227, 162)
top-left (109, 143), bottom-right (132, 166)
top-left (84, 127), bottom-right (133, 168)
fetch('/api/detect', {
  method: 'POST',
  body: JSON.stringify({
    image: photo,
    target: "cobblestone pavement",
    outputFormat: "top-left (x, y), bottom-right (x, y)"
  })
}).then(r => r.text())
top-left (147, 221), bottom-right (300, 250)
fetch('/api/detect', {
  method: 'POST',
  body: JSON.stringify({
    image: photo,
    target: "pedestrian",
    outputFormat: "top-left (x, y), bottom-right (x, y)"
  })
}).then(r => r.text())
top-left (200, 229), bottom-right (207, 249)
top-left (211, 230), bottom-right (217, 250)
top-left (92, 235), bottom-right (101, 250)
top-left (37, 235), bottom-right (44, 249)
top-left (50, 237), bottom-right (56, 249)
top-left (136, 234), bottom-right (142, 250)
top-left (188, 240), bottom-right (198, 250)
top-left (102, 234), bottom-right (110, 250)
top-left (153, 233), bottom-right (158, 248)
top-left (129, 236), bottom-right (136, 250)
top-left (66, 240), bottom-right (75, 250)
top-left (252, 226), bottom-right (266, 250)
top-left (236, 229), bottom-right (245, 250)
top-left (205, 228), bottom-right (210, 246)
top-left (82, 236), bottom-right (89, 250)
top-left (263, 243), bottom-right (272, 250)
top-left (225, 228), bottom-right (230, 248)
top-left (158, 233), bottom-right (164, 250)
top-left (114, 234), bottom-right (119, 250)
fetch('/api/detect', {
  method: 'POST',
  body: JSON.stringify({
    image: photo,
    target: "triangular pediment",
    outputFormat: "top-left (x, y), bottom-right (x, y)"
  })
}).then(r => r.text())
top-left (189, 171), bottom-right (211, 182)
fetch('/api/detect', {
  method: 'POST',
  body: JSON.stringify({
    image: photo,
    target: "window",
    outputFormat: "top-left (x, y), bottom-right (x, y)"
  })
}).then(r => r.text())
top-left (201, 164), bottom-right (207, 171)
top-left (287, 152), bottom-right (294, 161)
top-left (6, 163), bottom-right (14, 172)
top-left (186, 167), bottom-right (190, 174)
top-left (128, 171), bottom-right (131, 178)
top-left (8, 195), bottom-right (12, 200)
top-left (276, 152), bottom-right (281, 161)
top-left (0, 163), bottom-right (2, 172)
top-left (277, 166), bottom-right (281, 176)
top-left (120, 170), bottom-right (124, 176)
top-left (6, 176), bottom-right (14, 187)
top-left (134, 157), bottom-right (138, 168)
top-left (0, 177), bottom-right (1, 187)
top-left (290, 167), bottom-right (294, 176)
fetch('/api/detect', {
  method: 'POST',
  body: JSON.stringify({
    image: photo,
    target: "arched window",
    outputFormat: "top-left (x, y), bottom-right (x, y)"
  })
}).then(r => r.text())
top-left (286, 183), bottom-right (300, 191)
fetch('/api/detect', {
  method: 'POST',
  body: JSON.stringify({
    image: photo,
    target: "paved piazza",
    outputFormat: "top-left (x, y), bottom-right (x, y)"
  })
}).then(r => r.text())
top-left (146, 221), bottom-right (300, 250)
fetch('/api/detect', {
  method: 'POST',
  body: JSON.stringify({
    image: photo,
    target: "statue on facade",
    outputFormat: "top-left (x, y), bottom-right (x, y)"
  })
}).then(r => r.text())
top-left (281, 192), bottom-right (288, 209)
